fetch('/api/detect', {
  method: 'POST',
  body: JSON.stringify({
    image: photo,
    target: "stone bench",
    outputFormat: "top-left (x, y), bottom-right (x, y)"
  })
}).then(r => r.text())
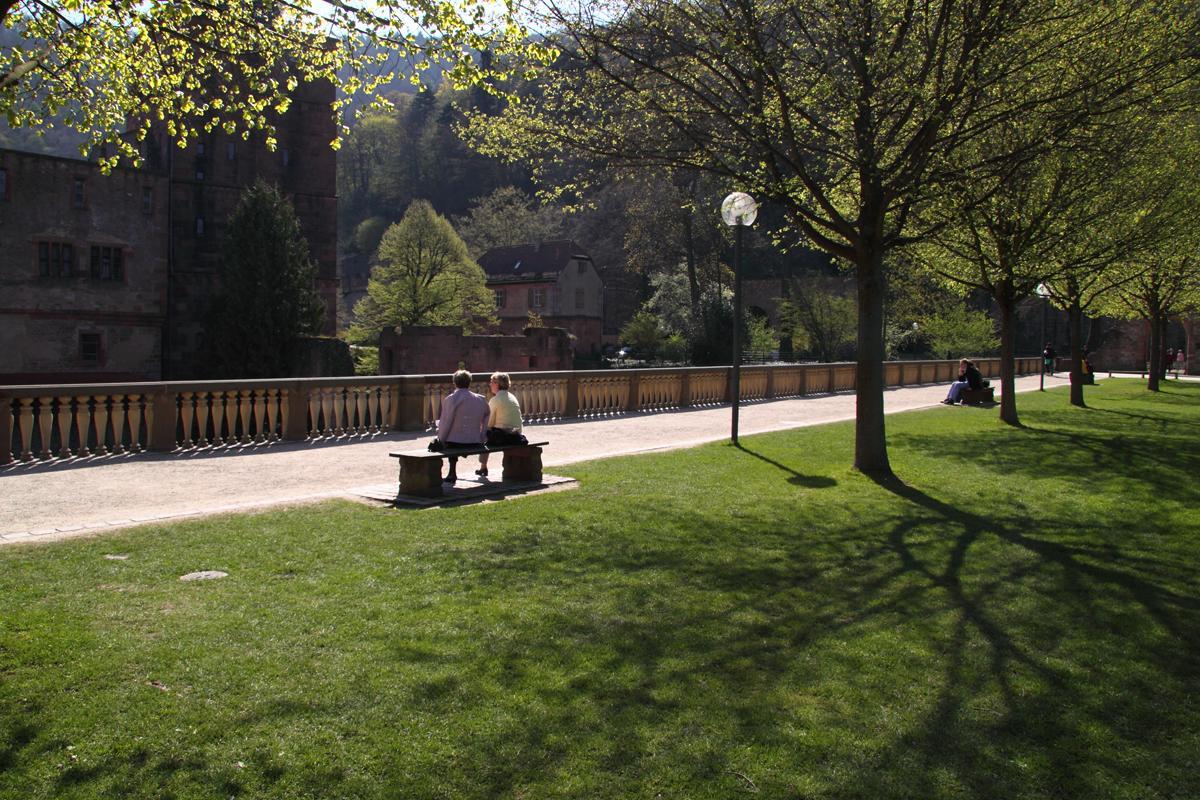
top-left (961, 386), bottom-right (995, 405)
top-left (390, 442), bottom-right (548, 498)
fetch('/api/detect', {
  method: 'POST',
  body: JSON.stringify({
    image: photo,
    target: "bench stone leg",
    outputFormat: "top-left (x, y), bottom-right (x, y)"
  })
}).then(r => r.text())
top-left (398, 456), bottom-right (444, 497)
top-left (502, 447), bottom-right (543, 483)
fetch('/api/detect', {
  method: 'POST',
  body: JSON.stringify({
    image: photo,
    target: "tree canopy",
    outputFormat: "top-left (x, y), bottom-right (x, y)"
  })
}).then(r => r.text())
top-left (207, 181), bottom-right (325, 378)
top-left (468, 0), bottom-right (1194, 474)
top-left (346, 200), bottom-right (496, 344)
top-left (0, 0), bottom-right (548, 169)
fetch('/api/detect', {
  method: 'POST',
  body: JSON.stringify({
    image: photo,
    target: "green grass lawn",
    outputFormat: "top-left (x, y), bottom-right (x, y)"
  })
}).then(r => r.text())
top-left (1, 379), bottom-right (1197, 799)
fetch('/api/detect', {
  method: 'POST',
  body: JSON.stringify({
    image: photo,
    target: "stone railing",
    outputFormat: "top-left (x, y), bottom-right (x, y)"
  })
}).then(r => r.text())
top-left (1, 357), bottom-right (1038, 464)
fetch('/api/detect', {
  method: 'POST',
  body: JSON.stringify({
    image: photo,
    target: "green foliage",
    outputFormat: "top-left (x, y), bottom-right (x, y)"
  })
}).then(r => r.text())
top-left (744, 316), bottom-right (778, 356)
top-left (352, 217), bottom-right (391, 257)
top-left (346, 200), bottom-right (495, 345)
top-left (660, 333), bottom-right (689, 363)
top-left (779, 278), bottom-right (857, 363)
top-left (453, 186), bottom-right (565, 258)
top-left (619, 310), bottom-right (664, 356)
top-left (0, 2), bottom-right (550, 171)
top-left (2, 382), bottom-right (1198, 798)
top-left (921, 306), bottom-right (1000, 359)
top-left (206, 181), bottom-right (324, 378)
top-left (351, 345), bottom-right (380, 376)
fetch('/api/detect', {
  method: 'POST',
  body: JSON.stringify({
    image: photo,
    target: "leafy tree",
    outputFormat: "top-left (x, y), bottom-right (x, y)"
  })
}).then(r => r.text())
top-left (346, 200), bottom-right (495, 344)
top-left (779, 278), bottom-right (857, 364)
top-left (619, 311), bottom-right (665, 358)
top-left (0, 1), bottom-right (545, 170)
top-left (468, 0), bottom-right (1187, 474)
top-left (744, 316), bottom-right (779, 359)
top-left (207, 181), bottom-right (324, 378)
top-left (921, 306), bottom-right (1000, 360)
top-left (453, 186), bottom-right (566, 258)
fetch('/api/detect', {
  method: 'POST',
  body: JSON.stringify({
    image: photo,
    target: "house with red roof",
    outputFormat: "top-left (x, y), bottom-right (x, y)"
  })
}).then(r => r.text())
top-left (477, 240), bottom-right (604, 357)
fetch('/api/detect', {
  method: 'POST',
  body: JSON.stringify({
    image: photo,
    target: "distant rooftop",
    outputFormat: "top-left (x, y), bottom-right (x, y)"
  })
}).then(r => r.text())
top-left (477, 240), bottom-right (591, 278)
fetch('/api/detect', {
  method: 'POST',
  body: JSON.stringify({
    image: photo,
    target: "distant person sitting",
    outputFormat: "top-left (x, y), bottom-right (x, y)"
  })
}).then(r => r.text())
top-left (943, 358), bottom-right (984, 405)
top-left (436, 369), bottom-right (489, 484)
top-left (1042, 344), bottom-right (1056, 375)
top-left (1175, 348), bottom-right (1186, 377)
top-left (477, 371), bottom-right (525, 478)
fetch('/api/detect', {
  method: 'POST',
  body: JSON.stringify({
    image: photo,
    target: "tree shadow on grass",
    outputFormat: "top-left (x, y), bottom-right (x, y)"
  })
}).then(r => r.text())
top-left (416, 474), bottom-right (1200, 798)
top-left (734, 443), bottom-right (838, 488)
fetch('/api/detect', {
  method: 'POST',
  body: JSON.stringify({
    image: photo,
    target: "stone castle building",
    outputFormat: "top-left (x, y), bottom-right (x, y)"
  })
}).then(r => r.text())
top-left (0, 78), bottom-right (337, 384)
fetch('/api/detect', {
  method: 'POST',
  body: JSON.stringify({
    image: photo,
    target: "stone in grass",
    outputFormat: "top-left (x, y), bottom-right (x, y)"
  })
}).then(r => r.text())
top-left (104, 554), bottom-right (130, 560)
top-left (179, 570), bottom-right (228, 582)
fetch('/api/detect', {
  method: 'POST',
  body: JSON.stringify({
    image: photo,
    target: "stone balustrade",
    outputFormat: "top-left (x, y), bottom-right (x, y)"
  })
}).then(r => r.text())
top-left (1, 358), bottom-right (1038, 464)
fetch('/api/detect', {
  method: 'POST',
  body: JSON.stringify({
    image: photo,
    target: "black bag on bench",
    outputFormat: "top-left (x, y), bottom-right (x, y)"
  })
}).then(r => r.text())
top-left (486, 428), bottom-right (527, 447)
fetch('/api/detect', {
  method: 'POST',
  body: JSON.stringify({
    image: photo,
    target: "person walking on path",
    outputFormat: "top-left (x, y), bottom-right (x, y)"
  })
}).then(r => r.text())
top-left (477, 371), bottom-right (524, 478)
top-left (1042, 344), bottom-right (1056, 376)
top-left (436, 370), bottom-right (489, 484)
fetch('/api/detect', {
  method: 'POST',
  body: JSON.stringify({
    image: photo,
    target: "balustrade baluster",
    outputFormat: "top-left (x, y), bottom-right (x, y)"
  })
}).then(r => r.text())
top-left (36, 396), bottom-right (54, 459)
top-left (322, 388), bottom-right (337, 437)
top-left (55, 396), bottom-right (73, 458)
top-left (278, 389), bottom-right (290, 441)
top-left (16, 397), bottom-right (35, 460)
top-left (352, 389), bottom-right (366, 435)
top-left (380, 386), bottom-right (392, 433)
top-left (256, 389), bottom-right (271, 442)
top-left (91, 395), bottom-right (110, 455)
top-left (111, 394), bottom-right (129, 454)
top-left (72, 395), bottom-right (92, 456)
top-left (135, 394), bottom-right (150, 451)
top-left (236, 390), bottom-right (251, 444)
top-left (180, 392), bottom-right (196, 448)
top-left (306, 390), bottom-right (321, 437)
top-left (199, 392), bottom-right (218, 447)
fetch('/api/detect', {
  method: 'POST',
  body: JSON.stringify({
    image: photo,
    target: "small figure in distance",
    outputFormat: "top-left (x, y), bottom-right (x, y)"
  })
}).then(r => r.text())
top-left (436, 369), bottom-right (489, 484)
top-left (1175, 347), bottom-right (1186, 378)
top-left (476, 371), bottom-right (525, 479)
top-left (1042, 343), bottom-right (1056, 376)
top-left (943, 358), bottom-right (984, 405)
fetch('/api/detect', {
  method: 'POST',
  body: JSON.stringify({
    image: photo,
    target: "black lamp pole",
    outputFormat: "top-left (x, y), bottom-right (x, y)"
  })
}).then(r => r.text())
top-left (731, 224), bottom-right (743, 444)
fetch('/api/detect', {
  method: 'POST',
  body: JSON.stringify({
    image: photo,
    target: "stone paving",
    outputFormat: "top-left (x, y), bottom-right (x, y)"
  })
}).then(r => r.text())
top-left (0, 373), bottom-right (1081, 544)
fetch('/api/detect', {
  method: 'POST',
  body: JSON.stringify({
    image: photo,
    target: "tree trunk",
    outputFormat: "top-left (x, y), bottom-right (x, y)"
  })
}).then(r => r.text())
top-left (683, 215), bottom-right (701, 317)
top-left (996, 287), bottom-right (1020, 426)
top-left (1148, 312), bottom-right (1162, 392)
top-left (1068, 295), bottom-right (1085, 407)
top-left (854, 245), bottom-right (891, 476)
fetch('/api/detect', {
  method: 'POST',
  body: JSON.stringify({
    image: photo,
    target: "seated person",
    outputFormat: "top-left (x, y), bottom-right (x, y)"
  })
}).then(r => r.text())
top-left (943, 358), bottom-right (984, 404)
top-left (436, 369), bottom-right (489, 483)
top-left (477, 371), bottom-right (524, 478)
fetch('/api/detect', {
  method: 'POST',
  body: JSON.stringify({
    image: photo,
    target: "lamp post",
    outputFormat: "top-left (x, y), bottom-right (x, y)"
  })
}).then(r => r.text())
top-left (721, 192), bottom-right (758, 444)
top-left (1036, 283), bottom-right (1050, 391)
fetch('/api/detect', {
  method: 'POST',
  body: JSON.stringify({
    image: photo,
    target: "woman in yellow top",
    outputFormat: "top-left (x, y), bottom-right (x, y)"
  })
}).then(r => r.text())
top-left (476, 371), bottom-right (524, 478)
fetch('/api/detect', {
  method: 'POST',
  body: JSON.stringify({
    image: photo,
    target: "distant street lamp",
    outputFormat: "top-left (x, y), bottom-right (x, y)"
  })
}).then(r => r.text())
top-left (721, 191), bottom-right (758, 444)
top-left (1036, 283), bottom-right (1050, 391)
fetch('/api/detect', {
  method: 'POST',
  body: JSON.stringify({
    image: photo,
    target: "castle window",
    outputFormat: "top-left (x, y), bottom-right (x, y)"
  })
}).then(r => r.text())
top-left (528, 287), bottom-right (545, 309)
top-left (577, 260), bottom-right (587, 274)
top-left (79, 332), bottom-right (102, 363)
top-left (494, 289), bottom-right (506, 308)
top-left (90, 245), bottom-right (124, 281)
top-left (227, 142), bottom-right (236, 161)
top-left (195, 217), bottom-right (205, 236)
top-left (37, 241), bottom-right (75, 277)
top-left (281, 148), bottom-right (290, 167)
top-left (72, 178), bottom-right (86, 208)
